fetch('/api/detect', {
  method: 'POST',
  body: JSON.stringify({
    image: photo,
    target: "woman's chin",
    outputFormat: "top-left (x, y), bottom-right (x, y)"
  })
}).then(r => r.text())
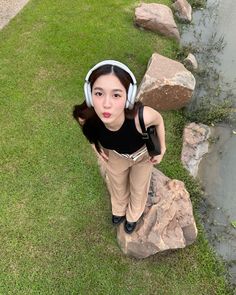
top-left (100, 116), bottom-right (112, 123)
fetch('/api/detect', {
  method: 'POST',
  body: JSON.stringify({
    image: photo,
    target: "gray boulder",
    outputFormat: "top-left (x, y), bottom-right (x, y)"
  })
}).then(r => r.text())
top-left (181, 122), bottom-right (211, 177)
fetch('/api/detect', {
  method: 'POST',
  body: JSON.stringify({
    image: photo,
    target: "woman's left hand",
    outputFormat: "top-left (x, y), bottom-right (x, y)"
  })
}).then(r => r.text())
top-left (149, 155), bottom-right (163, 164)
top-left (149, 148), bottom-right (166, 164)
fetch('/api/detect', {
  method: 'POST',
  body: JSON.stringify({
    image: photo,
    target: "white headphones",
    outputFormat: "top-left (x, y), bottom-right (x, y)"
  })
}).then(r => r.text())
top-left (84, 60), bottom-right (137, 110)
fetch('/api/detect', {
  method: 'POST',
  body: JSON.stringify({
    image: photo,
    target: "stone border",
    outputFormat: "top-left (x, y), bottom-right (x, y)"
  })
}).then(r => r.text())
top-left (0, 0), bottom-right (30, 30)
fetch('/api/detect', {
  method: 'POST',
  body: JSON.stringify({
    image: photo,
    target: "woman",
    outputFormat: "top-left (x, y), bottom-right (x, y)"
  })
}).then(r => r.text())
top-left (73, 60), bottom-right (166, 234)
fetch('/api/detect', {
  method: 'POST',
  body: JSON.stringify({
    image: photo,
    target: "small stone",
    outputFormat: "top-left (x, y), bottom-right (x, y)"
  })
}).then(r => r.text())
top-left (183, 53), bottom-right (198, 71)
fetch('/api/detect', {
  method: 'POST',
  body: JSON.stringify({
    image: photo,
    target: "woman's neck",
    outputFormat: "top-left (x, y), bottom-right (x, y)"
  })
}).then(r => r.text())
top-left (104, 113), bottom-right (125, 131)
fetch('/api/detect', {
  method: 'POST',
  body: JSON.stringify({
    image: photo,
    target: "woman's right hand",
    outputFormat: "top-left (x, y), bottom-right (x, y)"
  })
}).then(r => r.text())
top-left (99, 149), bottom-right (109, 162)
top-left (91, 144), bottom-right (109, 163)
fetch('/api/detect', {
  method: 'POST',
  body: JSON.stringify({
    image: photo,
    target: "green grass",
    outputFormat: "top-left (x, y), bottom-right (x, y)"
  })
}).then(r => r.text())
top-left (0, 0), bottom-right (233, 294)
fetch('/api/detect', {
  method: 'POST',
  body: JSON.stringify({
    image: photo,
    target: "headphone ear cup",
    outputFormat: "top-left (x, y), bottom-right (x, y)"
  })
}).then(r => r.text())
top-left (126, 84), bottom-right (137, 109)
top-left (126, 84), bottom-right (133, 109)
top-left (87, 83), bottom-right (93, 107)
top-left (84, 82), bottom-right (93, 107)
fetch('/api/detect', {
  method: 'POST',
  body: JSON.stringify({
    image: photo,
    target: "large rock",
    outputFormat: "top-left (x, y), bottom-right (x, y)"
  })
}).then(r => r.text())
top-left (135, 3), bottom-right (180, 42)
top-left (172, 0), bottom-right (192, 23)
top-left (97, 152), bottom-right (198, 258)
top-left (181, 122), bottom-right (211, 177)
top-left (136, 53), bottom-right (196, 110)
top-left (117, 169), bottom-right (198, 258)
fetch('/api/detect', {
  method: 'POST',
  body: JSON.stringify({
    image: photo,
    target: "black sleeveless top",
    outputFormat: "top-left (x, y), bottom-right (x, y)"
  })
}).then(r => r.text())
top-left (97, 118), bottom-right (144, 154)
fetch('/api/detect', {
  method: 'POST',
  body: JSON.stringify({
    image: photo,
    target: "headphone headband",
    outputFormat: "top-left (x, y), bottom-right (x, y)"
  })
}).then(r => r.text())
top-left (84, 60), bottom-right (137, 109)
top-left (85, 60), bottom-right (137, 85)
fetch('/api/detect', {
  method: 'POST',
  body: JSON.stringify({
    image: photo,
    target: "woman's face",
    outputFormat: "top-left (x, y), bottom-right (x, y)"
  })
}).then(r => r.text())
top-left (92, 73), bottom-right (127, 130)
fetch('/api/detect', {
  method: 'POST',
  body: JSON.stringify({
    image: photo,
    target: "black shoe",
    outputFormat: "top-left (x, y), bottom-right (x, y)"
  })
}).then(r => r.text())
top-left (124, 220), bottom-right (137, 234)
top-left (112, 215), bottom-right (125, 225)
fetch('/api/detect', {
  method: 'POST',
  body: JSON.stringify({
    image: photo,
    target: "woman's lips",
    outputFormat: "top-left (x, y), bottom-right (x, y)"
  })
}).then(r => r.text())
top-left (103, 112), bottom-right (111, 118)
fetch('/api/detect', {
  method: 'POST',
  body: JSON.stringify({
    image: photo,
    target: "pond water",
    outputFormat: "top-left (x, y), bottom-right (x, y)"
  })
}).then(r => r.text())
top-left (181, 0), bottom-right (236, 289)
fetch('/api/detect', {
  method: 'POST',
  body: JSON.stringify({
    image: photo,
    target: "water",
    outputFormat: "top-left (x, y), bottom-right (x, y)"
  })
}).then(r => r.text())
top-left (181, 0), bottom-right (236, 288)
top-left (182, 1), bottom-right (236, 113)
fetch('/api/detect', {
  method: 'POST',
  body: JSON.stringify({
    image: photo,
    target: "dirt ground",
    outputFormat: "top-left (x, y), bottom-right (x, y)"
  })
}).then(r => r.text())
top-left (0, 0), bottom-right (30, 30)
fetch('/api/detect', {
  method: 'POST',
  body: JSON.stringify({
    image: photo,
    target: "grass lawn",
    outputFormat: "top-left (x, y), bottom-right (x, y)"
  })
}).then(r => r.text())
top-left (0, 0), bottom-right (233, 294)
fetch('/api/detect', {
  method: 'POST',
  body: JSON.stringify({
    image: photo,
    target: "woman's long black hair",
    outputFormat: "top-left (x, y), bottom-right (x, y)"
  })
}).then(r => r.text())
top-left (72, 64), bottom-right (142, 152)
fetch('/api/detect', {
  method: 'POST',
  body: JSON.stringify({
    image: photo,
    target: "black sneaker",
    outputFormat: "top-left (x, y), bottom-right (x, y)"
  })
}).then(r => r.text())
top-left (124, 220), bottom-right (137, 234)
top-left (112, 215), bottom-right (125, 225)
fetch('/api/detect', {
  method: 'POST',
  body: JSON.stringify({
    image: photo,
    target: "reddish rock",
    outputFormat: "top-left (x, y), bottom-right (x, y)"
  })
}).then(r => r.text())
top-left (117, 169), bottom-right (198, 258)
top-left (135, 3), bottom-right (180, 42)
top-left (97, 146), bottom-right (198, 259)
top-left (136, 53), bottom-right (196, 110)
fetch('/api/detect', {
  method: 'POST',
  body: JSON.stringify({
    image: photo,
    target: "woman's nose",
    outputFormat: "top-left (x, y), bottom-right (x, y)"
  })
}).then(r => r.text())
top-left (103, 95), bottom-right (111, 108)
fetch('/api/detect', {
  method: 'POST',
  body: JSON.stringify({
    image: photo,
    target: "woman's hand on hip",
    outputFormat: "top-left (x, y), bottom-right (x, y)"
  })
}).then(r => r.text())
top-left (91, 144), bottom-right (109, 163)
top-left (99, 149), bottom-right (109, 162)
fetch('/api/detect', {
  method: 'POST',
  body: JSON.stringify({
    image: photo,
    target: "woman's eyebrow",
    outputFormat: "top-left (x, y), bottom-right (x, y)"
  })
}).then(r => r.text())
top-left (93, 87), bottom-right (124, 92)
top-left (93, 87), bottom-right (103, 90)
top-left (112, 89), bottom-right (123, 92)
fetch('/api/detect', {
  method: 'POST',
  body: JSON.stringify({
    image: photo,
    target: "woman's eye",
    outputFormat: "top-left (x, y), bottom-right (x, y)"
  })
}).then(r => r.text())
top-left (114, 93), bottom-right (121, 98)
top-left (94, 91), bottom-right (103, 96)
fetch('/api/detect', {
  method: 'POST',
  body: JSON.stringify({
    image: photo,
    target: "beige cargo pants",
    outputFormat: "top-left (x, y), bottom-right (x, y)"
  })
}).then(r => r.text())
top-left (105, 149), bottom-right (153, 222)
